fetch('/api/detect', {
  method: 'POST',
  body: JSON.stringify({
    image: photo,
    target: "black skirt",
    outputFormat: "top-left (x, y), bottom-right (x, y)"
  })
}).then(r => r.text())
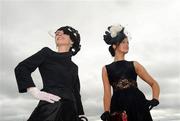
top-left (110, 88), bottom-right (153, 121)
top-left (27, 99), bottom-right (79, 121)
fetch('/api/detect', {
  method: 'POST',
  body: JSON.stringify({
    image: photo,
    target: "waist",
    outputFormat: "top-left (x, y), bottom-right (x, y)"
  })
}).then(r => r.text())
top-left (113, 87), bottom-right (138, 94)
top-left (41, 86), bottom-right (75, 101)
top-left (43, 85), bottom-right (73, 90)
top-left (111, 79), bottom-right (137, 91)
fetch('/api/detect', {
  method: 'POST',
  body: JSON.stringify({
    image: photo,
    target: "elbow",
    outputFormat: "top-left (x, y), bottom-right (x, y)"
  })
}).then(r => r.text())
top-left (154, 81), bottom-right (160, 91)
top-left (14, 64), bottom-right (20, 75)
top-left (14, 63), bottom-right (25, 77)
top-left (103, 96), bottom-right (111, 102)
top-left (103, 92), bottom-right (111, 100)
top-left (151, 80), bottom-right (160, 90)
top-left (14, 63), bottom-right (23, 74)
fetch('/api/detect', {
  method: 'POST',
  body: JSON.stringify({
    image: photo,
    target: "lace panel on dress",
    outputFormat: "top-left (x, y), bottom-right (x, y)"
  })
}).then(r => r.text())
top-left (112, 78), bottom-right (137, 90)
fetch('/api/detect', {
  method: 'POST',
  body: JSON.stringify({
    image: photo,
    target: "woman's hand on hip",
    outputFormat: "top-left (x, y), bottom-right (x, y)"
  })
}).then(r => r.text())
top-left (27, 87), bottom-right (61, 103)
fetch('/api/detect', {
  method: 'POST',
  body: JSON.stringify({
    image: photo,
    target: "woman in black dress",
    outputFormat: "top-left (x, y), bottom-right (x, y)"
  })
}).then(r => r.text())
top-left (100, 25), bottom-right (160, 121)
top-left (14, 26), bottom-right (86, 121)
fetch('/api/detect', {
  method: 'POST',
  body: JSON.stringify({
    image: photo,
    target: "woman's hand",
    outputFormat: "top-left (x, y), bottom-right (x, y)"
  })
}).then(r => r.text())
top-left (27, 87), bottom-right (61, 103)
top-left (100, 111), bottom-right (111, 121)
top-left (146, 98), bottom-right (159, 110)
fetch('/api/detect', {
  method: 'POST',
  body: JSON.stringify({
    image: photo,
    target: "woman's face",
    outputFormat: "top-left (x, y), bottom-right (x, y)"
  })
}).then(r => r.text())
top-left (115, 38), bottom-right (129, 54)
top-left (55, 30), bottom-right (73, 47)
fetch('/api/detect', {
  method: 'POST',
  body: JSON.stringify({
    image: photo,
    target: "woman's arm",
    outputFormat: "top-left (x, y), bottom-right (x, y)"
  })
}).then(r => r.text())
top-left (134, 61), bottom-right (160, 100)
top-left (73, 73), bottom-right (84, 115)
top-left (14, 47), bottom-right (61, 103)
top-left (102, 66), bottom-right (111, 112)
top-left (14, 47), bottom-right (48, 93)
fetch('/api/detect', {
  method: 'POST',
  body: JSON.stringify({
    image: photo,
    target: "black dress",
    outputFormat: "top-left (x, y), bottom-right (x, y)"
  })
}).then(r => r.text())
top-left (105, 60), bottom-right (153, 121)
top-left (14, 47), bottom-right (84, 121)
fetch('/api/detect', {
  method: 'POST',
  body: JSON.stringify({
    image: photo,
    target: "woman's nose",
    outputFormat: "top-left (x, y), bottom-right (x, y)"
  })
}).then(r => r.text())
top-left (57, 33), bottom-right (62, 36)
top-left (126, 42), bottom-right (129, 46)
top-left (55, 32), bottom-right (64, 36)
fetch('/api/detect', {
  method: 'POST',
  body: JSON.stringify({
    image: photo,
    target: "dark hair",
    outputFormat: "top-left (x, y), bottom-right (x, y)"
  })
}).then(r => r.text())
top-left (108, 41), bottom-right (122, 57)
top-left (56, 26), bottom-right (81, 56)
top-left (109, 45), bottom-right (115, 56)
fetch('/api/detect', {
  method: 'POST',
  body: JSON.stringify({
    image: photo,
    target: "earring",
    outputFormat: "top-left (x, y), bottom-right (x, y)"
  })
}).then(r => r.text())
top-left (70, 41), bottom-right (74, 47)
top-left (113, 45), bottom-right (116, 49)
top-left (70, 41), bottom-right (74, 45)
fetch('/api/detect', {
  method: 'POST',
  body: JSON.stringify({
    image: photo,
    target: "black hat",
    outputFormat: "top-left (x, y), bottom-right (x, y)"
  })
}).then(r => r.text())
top-left (55, 26), bottom-right (81, 55)
top-left (103, 25), bottom-right (127, 45)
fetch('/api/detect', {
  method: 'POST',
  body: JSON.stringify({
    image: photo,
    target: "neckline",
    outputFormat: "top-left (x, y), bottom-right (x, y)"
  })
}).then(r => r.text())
top-left (46, 47), bottom-right (72, 57)
top-left (114, 60), bottom-right (126, 62)
top-left (48, 47), bottom-right (70, 54)
top-left (113, 60), bottom-right (127, 63)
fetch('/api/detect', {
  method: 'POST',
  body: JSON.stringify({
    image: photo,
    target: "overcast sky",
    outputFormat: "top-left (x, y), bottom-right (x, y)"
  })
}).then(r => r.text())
top-left (1, 0), bottom-right (180, 121)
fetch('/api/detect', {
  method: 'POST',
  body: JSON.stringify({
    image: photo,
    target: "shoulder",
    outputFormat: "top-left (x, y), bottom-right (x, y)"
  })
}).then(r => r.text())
top-left (102, 65), bottom-right (107, 73)
top-left (102, 66), bottom-right (108, 79)
top-left (102, 63), bottom-right (113, 74)
top-left (39, 47), bottom-right (53, 56)
top-left (132, 61), bottom-right (145, 73)
top-left (41, 47), bottom-right (51, 52)
top-left (132, 61), bottom-right (142, 67)
top-left (102, 64), bottom-right (109, 73)
top-left (103, 62), bottom-right (116, 73)
top-left (105, 62), bottom-right (115, 68)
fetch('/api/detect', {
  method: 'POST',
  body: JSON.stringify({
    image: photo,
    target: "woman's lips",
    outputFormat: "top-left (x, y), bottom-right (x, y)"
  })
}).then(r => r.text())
top-left (124, 47), bottom-right (129, 50)
top-left (57, 37), bottom-right (64, 40)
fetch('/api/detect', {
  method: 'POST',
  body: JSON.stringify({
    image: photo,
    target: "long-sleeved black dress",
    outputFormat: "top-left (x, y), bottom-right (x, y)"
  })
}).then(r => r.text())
top-left (105, 60), bottom-right (153, 121)
top-left (14, 47), bottom-right (84, 121)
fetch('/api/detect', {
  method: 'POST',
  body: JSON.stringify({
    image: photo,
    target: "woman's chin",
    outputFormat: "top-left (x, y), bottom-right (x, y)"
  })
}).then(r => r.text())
top-left (124, 50), bottom-right (129, 54)
top-left (58, 43), bottom-right (70, 46)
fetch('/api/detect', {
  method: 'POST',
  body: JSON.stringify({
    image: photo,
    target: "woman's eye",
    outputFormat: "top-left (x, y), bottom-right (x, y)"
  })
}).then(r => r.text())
top-left (122, 40), bottom-right (129, 44)
top-left (122, 41), bottom-right (126, 44)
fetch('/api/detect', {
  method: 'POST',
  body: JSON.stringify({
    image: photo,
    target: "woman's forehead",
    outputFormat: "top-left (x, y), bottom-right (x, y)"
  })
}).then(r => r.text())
top-left (55, 30), bottom-right (64, 34)
top-left (122, 38), bottom-right (129, 42)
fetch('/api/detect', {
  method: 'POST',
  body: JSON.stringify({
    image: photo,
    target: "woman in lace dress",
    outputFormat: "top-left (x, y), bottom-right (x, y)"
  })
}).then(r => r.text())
top-left (100, 25), bottom-right (160, 121)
